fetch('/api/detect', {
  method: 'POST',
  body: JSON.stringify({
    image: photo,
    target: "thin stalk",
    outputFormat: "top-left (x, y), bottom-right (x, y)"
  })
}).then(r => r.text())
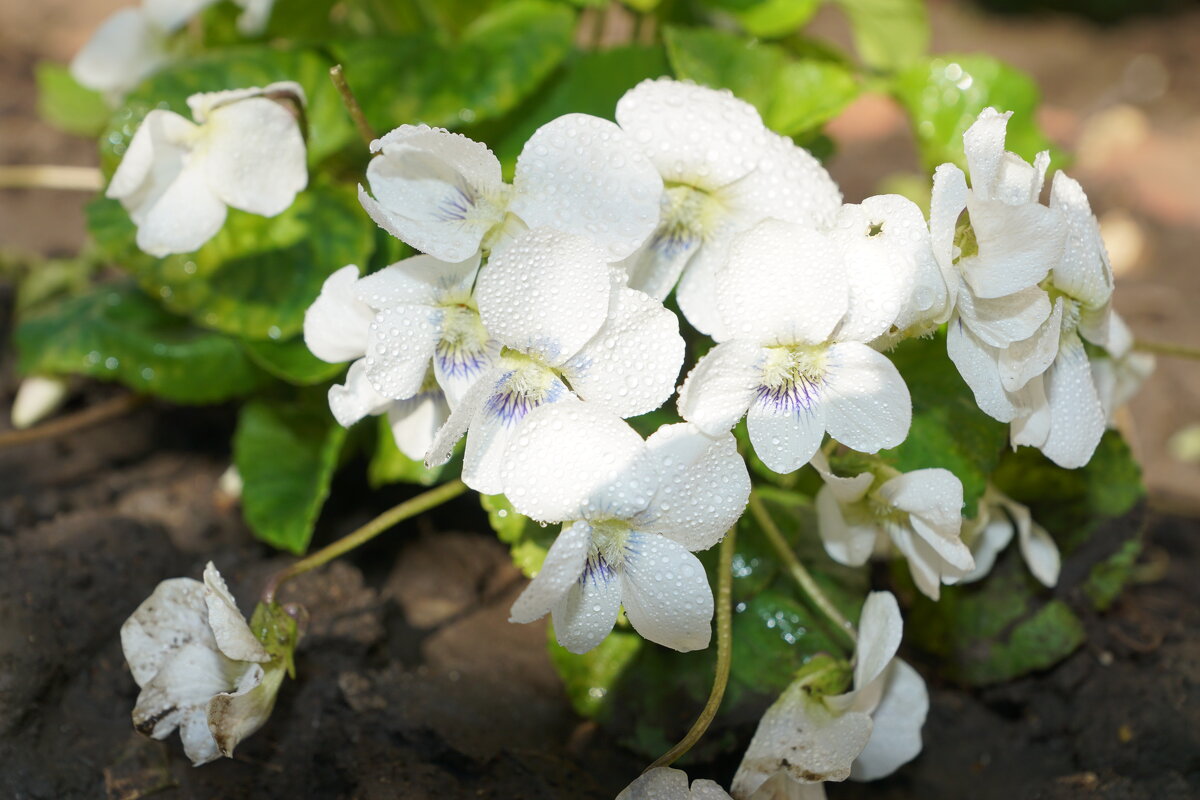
top-left (1134, 338), bottom-right (1200, 361)
top-left (262, 479), bottom-right (468, 602)
top-left (0, 165), bottom-right (103, 191)
top-left (647, 524), bottom-right (737, 770)
top-left (329, 65), bottom-right (376, 148)
top-left (0, 394), bottom-right (145, 449)
top-left (748, 491), bottom-right (857, 646)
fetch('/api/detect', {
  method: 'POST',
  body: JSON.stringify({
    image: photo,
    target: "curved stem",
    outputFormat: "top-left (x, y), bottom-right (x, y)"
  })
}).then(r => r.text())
top-left (0, 165), bottom-right (103, 191)
top-left (748, 491), bottom-right (857, 647)
top-left (0, 393), bottom-right (145, 449)
top-left (647, 524), bottom-right (736, 771)
top-left (1134, 338), bottom-right (1200, 361)
top-left (262, 479), bottom-right (468, 603)
top-left (329, 64), bottom-right (376, 148)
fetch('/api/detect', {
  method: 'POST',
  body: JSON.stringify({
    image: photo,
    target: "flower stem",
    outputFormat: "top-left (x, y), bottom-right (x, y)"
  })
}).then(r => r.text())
top-left (0, 165), bottom-right (103, 191)
top-left (1134, 338), bottom-right (1200, 360)
top-left (262, 479), bottom-right (468, 603)
top-left (329, 64), bottom-right (376, 148)
top-left (747, 491), bottom-right (857, 647)
top-left (646, 524), bottom-right (737, 771)
top-left (0, 393), bottom-right (145, 449)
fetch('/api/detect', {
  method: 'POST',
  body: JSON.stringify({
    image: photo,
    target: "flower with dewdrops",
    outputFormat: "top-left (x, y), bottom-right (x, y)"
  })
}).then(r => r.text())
top-left (423, 228), bottom-right (685, 494)
top-left (614, 78), bottom-right (842, 337)
top-left (359, 114), bottom-right (662, 264)
top-left (303, 255), bottom-right (498, 460)
top-left (956, 485), bottom-right (1060, 587)
top-left (499, 401), bottom-right (750, 654)
top-left (676, 218), bottom-right (912, 474)
top-left (811, 453), bottom-right (973, 600)
top-left (120, 562), bottom-right (299, 766)
top-left (617, 767), bottom-right (734, 800)
top-left (1091, 312), bottom-right (1155, 425)
top-left (106, 81), bottom-right (308, 257)
top-left (732, 592), bottom-right (927, 797)
top-left (69, 8), bottom-right (170, 102)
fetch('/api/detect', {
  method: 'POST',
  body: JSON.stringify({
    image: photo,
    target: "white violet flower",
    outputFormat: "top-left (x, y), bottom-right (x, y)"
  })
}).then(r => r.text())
top-left (500, 401), bottom-right (750, 654)
top-left (615, 78), bottom-right (842, 337)
top-left (677, 218), bottom-right (912, 473)
top-left (70, 8), bottom-right (170, 102)
top-left (812, 453), bottom-right (973, 600)
top-left (423, 228), bottom-right (685, 493)
top-left (120, 562), bottom-right (292, 766)
top-left (359, 114), bottom-right (662, 264)
top-left (106, 81), bottom-right (308, 257)
top-left (732, 592), bottom-right (928, 796)
top-left (956, 485), bottom-right (1060, 587)
top-left (617, 767), bottom-right (733, 800)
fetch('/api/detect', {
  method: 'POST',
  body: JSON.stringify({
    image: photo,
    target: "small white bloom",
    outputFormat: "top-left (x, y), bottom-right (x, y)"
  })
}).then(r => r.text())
top-left (617, 767), bottom-right (734, 800)
top-left (677, 219), bottom-right (912, 474)
top-left (359, 114), bottom-right (662, 263)
top-left (732, 592), bottom-right (928, 796)
top-left (303, 257), bottom-right (494, 460)
top-left (957, 486), bottom-right (1060, 587)
top-left (1090, 312), bottom-right (1154, 424)
top-left (10, 375), bottom-right (70, 430)
top-left (121, 562), bottom-right (287, 766)
top-left (69, 8), bottom-right (170, 102)
top-left (499, 401), bottom-right (750, 654)
top-left (423, 228), bottom-right (685, 493)
top-left (106, 81), bottom-right (308, 257)
top-left (142, 0), bottom-right (221, 33)
top-left (615, 79), bottom-right (842, 336)
top-left (811, 453), bottom-right (973, 600)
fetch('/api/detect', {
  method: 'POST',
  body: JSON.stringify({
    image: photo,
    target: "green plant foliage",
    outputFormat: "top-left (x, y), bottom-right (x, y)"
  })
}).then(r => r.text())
top-left (893, 54), bottom-right (1054, 172)
top-left (331, 0), bottom-right (575, 134)
top-left (234, 392), bottom-right (347, 553)
top-left (548, 627), bottom-right (643, 717)
top-left (242, 337), bottom-right (347, 385)
top-left (480, 493), bottom-right (558, 576)
top-left (882, 334), bottom-right (1008, 516)
top-left (15, 282), bottom-right (265, 403)
top-left (1085, 537), bottom-right (1142, 611)
top-left (35, 62), bottom-right (110, 137)
top-left (832, 0), bottom-right (929, 72)
top-left (664, 27), bottom-right (859, 137)
top-left (730, 0), bottom-right (821, 39)
top-left (88, 182), bottom-right (374, 342)
top-left (368, 416), bottom-right (448, 487)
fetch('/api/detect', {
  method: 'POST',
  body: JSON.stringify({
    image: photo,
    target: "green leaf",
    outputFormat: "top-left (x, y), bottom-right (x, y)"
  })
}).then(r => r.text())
top-left (1085, 537), bottom-right (1142, 611)
top-left (664, 27), bottom-right (859, 136)
top-left (368, 416), bottom-right (448, 487)
top-left (548, 627), bottom-right (643, 717)
top-left (100, 46), bottom-right (355, 174)
top-left (234, 393), bottom-right (347, 553)
top-left (480, 493), bottom-right (558, 576)
top-left (730, 587), bottom-right (845, 696)
top-left (832, 0), bottom-right (929, 72)
top-left (893, 54), bottom-right (1053, 173)
top-left (242, 337), bottom-right (347, 386)
top-left (332, 1), bottom-right (574, 133)
top-left (15, 282), bottom-right (265, 403)
top-left (881, 334), bottom-right (1008, 516)
top-left (732, 0), bottom-right (820, 38)
top-left (89, 181), bottom-right (374, 341)
top-left (36, 62), bottom-right (110, 137)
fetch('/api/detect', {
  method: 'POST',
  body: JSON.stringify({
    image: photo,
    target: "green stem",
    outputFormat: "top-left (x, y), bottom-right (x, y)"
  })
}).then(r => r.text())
top-left (748, 491), bottom-right (857, 647)
top-left (1134, 338), bottom-right (1200, 360)
top-left (262, 479), bottom-right (468, 603)
top-left (646, 524), bottom-right (737, 770)
top-left (329, 64), bottom-right (376, 148)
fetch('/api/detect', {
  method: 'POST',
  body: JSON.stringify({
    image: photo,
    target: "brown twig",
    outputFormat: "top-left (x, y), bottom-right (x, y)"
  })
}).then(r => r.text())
top-left (0, 393), bottom-right (146, 449)
top-left (329, 65), bottom-right (376, 148)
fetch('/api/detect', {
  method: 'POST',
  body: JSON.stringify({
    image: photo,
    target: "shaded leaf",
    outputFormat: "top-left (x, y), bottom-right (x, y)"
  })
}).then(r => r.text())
top-left (36, 62), bottom-right (110, 137)
top-left (548, 626), bottom-right (643, 717)
top-left (242, 337), bottom-right (347, 386)
top-left (732, 0), bottom-right (820, 39)
top-left (480, 493), bottom-right (557, 576)
top-left (368, 415), bottom-right (448, 487)
top-left (832, 0), bottom-right (928, 72)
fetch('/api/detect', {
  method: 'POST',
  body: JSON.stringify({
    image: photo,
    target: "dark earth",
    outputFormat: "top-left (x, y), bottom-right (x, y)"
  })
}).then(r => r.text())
top-left (2, 0), bottom-right (1199, 798)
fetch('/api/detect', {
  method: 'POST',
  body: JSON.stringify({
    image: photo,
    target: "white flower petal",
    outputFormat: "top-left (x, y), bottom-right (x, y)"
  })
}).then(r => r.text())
top-left (1009, 375), bottom-right (1051, 448)
top-left (500, 400), bottom-right (657, 523)
top-left (363, 304), bottom-right (441, 399)
top-left (355, 253), bottom-right (480, 311)
top-left (928, 163), bottom-right (968, 274)
top-left (747, 393), bottom-right (828, 474)
top-left (177, 705), bottom-right (223, 766)
top-left (962, 196), bottom-right (1064, 299)
top-left (691, 780), bottom-right (736, 800)
top-left (1050, 171), bottom-right (1113, 309)
top-left (328, 359), bottom-right (391, 427)
top-left (621, 232), bottom-right (701, 302)
top-left (203, 98), bottom-right (307, 216)
top-left (957, 511), bottom-right (1012, 584)
top-left (120, 578), bottom-right (213, 687)
top-left (878, 471), bottom-right (972, 573)
top-left (616, 78), bottom-right (766, 191)
top-left (303, 265), bottom-right (374, 363)
top-left (513, 113), bottom-right (663, 262)
top-left (998, 298), bottom-right (1063, 392)
top-left (720, 131), bottom-right (842, 231)
top-left (947, 318), bottom-right (1018, 422)
top-left (562, 285), bottom-right (684, 418)
top-left (718, 220), bottom-right (848, 345)
top-left (143, 0), bottom-right (219, 32)
top-left (620, 532), bottom-right (714, 652)
top-left (387, 390), bottom-right (449, 461)
top-left (815, 485), bottom-right (878, 568)
top-left (107, 110), bottom-right (196, 210)
top-left (888, 523), bottom-right (948, 600)
top-left (617, 767), bottom-right (691, 800)
top-left (362, 126), bottom-right (505, 262)
top-left (639, 424), bottom-right (750, 551)
top-left (677, 340), bottom-right (763, 435)
top-left (810, 452), bottom-right (874, 505)
top-left (853, 591), bottom-right (903, 696)
top-left (478, 228), bottom-right (612, 366)
top-left (850, 659), bottom-right (928, 781)
top-left (746, 773), bottom-right (828, 800)
top-left (70, 8), bottom-right (168, 97)
top-left (958, 280), bottom-right (1051, 349)
top-left (962, 107), bottom-right (1011, 201)
top-left (509, 520), bottom-right (592, 624)
top-left (823, 342), bottom-right (911, 454)
top-left (423, 365), bottom-right (495, 468)
top-left (675, 236), bottom-right (733, 339)
top-left (131, 640), bottom-right (236, 757)
top-left (202, 563), bottom-right (270, 663)
top-left (1039, 333), bottom-right (1107, 468)
top-left (550, 560), bottom-right (625, 654)
top-left (1017, 513), bottom-right (1061, 588)
top-left (207, 662), bottom-right (279, 758)
top-left (134, 163), bottom-right (228, 257)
